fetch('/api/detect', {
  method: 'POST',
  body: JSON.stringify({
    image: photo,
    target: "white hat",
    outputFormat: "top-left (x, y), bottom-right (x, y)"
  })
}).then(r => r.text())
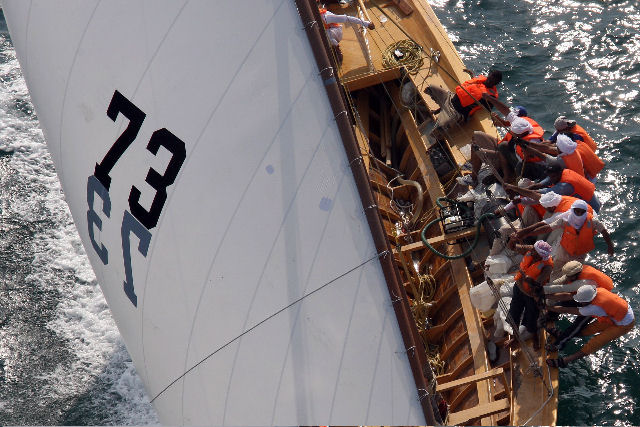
top-left (574, 284), bottom-right (597, 303)
top-left (539, 191), bottom-right (562, 208)
top-left (510, 117), bottom-right (533, 135)
top-left (556, 134), bottom-right (577, 154)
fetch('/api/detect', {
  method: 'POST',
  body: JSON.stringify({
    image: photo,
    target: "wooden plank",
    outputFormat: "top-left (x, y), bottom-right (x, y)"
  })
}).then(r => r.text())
top-left (388, 83), bottom-right (493, 423)
top-left (425, 306), bottom-right (462, 342)
top-left (355, 92), bottom-right (371, 171)
top-left (436, 368), bottom-right (505, 392)
top-left (447, 398), bottom-right (510, 426)
top-left (392, 227), bottom-right (477, 254)
top-left (392, 0), bottom-right (414, 15)
top-left (342, 67), bottom-right (402, 91)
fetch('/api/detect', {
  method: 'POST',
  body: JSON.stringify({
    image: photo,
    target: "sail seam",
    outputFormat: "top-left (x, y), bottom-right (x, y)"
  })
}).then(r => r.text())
top-left (149, 251), bottom-right (383, 404)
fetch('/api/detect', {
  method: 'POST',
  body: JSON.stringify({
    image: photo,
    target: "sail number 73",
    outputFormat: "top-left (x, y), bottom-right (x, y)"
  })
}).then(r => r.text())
top-left (86, 90), bottom-right (186, 307)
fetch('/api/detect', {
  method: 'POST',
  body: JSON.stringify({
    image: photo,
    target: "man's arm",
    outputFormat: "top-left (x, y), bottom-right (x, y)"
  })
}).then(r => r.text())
top-left (547, 305), bottom-right (581, 315)
top-left (482, 93), bottom-right (509, 115)
top-left (522, 140), bottom-right (559, 156)
top-left (503, 182), bottom-right (543, 201)
top-left (546, 292), bottom-right (575, 301)
top-left (599, 226), bottom-right (615, 256)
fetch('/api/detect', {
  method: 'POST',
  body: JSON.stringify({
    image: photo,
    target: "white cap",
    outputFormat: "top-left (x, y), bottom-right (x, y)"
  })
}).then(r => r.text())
top-left (510, 117), bottom-right (533, 135)
top-left (539, 191), bottom-right (562, 208)
top-left (556, 134), bottom-right (577, 154)
top-left (574, 284), bottom-right (597, 303)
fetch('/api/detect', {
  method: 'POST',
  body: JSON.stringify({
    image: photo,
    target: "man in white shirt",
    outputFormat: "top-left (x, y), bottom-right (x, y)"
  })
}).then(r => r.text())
top-left (544, 284), bottom-right (634, 368)
top-left (319, 5), bottom-right (375, 63)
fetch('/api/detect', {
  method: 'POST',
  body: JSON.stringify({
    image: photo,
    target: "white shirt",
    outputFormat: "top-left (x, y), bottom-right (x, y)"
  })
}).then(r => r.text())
top-left (579, 304), bottom-right (635, 326)
top-left (321, 10), bottom-right (371, 46)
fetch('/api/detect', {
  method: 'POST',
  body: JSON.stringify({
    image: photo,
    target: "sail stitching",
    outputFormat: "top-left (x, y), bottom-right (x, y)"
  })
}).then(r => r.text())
top-left (149, 251), bottom-right (383, 404)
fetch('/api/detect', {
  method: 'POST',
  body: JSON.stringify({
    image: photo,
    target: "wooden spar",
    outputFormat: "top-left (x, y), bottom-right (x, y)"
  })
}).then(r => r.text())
top-left (295, 0), bottom-right (438, 424)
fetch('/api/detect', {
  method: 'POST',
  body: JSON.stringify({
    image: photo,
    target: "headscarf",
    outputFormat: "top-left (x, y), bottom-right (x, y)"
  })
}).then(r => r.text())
top-left (534, 240), bottom-right (553, 260)
top-left (510, 117), bottom-right (533, 135)
top-left (539, 191), bottom-right (562, 208)
top-left (566, 199), bottom-right (589, 229)
top-left (556, 134), bottom-right (577, 155)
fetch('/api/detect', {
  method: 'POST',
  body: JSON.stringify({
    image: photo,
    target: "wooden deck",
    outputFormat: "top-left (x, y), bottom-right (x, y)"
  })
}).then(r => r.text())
top-left (327, 0), bottom-right (559, 424)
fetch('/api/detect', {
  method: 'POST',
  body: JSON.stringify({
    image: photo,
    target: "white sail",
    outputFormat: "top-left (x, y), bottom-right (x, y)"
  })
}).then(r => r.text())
top-left (3, 1), bottom-right (426, 424)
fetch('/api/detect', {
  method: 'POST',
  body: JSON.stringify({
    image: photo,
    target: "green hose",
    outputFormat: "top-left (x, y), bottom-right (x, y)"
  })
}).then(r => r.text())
top-left (421, 198), bottom-right (496, 260)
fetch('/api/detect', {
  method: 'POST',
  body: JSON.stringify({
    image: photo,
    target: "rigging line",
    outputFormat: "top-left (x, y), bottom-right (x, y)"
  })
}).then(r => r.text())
top-left (149, 251), bottom-right (381, 404)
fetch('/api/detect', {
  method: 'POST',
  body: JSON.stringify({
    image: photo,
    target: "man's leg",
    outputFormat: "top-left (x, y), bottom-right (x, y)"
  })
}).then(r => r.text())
top-left (497, 143), bottom-right (519, 184)
top-left (470, 131), bottom-right (500, 179)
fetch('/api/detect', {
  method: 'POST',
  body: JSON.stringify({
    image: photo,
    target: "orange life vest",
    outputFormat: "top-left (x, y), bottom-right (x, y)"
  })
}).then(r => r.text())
top-left (558, 169), bottom-right (595, 201)
top-left (573, 124), bottom-right (597, 152)
top-left (514, 251), bottom-right (553, 295)
top-left (319, 8), bottom-right (340, 28)
top-left (575, 143), bottom-right (604, 178)
top-left (500, 117), bottom-right (545, 162)
top-left (560, 212), bottom-right (596, 256)
top-left (454, 76), bottom-right (498, 116)
top-left (579, 265), bottom-right (614, 291)
top-left (553, 195), bottom-right (593, 215)
top-left (561, 150), bottom-right (585, 177)
top-left (590, 288), bottom-right (629, 325)
top-left (517, 202), bottom-right (546, 220)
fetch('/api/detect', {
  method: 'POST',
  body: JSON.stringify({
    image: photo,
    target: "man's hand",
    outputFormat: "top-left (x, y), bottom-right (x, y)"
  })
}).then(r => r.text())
top-left (368, 22), bottom-right (375, 30)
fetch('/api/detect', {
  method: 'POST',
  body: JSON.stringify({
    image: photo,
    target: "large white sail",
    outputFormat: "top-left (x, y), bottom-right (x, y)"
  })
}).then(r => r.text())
top-left (3, 1), bottom-right (425, 424)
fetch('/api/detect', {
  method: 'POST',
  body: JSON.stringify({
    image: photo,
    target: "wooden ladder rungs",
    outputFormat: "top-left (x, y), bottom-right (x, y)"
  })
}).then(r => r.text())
top-left (436, 367), bottom-right (504, 392)
top-left (447, 398), bottom-right (510, 426)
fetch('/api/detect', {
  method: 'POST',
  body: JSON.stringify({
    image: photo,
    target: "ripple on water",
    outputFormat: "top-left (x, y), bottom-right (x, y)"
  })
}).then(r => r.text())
top-left (430, 1), bottom-right (640, 424)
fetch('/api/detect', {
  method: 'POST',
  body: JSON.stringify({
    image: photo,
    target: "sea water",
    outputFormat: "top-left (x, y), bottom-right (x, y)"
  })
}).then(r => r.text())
top-left (0, 0), bottom-right (638, 425)
top-left (431, 0), bottom-right (640, 424)
top-left (0, 11), bottom-right (157, 426)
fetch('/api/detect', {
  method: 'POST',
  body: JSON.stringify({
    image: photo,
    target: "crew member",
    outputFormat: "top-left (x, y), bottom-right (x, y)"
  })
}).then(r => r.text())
top-left (460, 97), bottom-right (546, 185)
top-left (529, 162), bottom-right (601, 212)
top-left (319, 5), bottom-right (375, 64)
top-left (505, 240), bottom-right (554, 351)
top-left (545, 284), bottom-right (634, 368)
top-left (543, 261), bottom-right (614, 351)
top-left (550, 115), bottom-right (597, 151)
top-left (511, 199), bottom-right (614, 278)
top-left (424, 69), bottom-right (502, 136)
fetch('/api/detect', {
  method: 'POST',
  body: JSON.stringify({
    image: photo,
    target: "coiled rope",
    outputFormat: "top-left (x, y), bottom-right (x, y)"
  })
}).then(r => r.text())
top-left (382, 39), bottom-right (424, 74)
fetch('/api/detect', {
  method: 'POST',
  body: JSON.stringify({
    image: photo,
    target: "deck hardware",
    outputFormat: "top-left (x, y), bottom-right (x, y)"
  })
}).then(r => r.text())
top-left (333, 110), bottom-right (348, 120)
top-left (376, 249), bottom-right (390, 259)
top-left (348, 155), bottom-right (364, 167)
top-left (302, 19), bottom-right (317, 30)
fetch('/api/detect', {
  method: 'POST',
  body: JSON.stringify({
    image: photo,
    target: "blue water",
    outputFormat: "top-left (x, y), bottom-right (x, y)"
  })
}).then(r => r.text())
top-left (431, 0), bottom-right (640, 424)
top-left (0, 1), bottom-right (637, 425)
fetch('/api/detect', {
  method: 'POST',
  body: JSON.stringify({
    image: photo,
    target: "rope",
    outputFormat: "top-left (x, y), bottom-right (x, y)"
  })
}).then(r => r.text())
top-left (382, 40), bottom-right (424, 74)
